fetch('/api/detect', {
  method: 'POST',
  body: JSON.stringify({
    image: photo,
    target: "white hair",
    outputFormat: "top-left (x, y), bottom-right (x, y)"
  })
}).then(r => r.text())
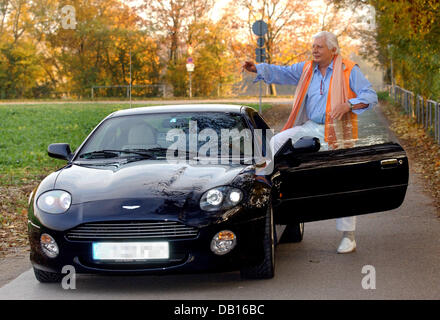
top-left (312, 31), bottom-right (340, 54)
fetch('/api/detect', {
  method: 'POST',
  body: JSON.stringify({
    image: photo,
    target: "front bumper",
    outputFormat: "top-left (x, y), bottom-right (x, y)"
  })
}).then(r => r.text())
top-left (28, 217), bottom-right (266, 275)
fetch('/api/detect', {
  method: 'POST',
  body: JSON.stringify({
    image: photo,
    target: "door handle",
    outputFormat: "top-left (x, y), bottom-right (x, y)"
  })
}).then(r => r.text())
top-left (380, 158), bottom-right (400, 169)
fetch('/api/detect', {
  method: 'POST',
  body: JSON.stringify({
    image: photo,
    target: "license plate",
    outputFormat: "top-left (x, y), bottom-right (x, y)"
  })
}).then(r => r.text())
top-left (92, 242), bottom-right (169, 261)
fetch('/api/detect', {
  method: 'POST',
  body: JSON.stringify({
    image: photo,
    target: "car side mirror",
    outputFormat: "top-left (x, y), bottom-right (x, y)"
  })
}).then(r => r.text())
top-left (48, 143), bottom-right (73, 161)
top-left (292, 136), bottom-right (320, 154)
top-left (273, 136), bottom-right (320, 169)
top-left (275, 136), bottom-right (320, 158)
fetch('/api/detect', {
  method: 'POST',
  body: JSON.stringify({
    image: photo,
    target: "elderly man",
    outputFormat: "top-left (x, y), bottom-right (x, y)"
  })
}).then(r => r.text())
top-left (242, 31), bottom-right (378, 254)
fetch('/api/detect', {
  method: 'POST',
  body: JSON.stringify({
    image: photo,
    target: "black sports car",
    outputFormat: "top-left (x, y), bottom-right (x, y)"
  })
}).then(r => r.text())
top-left (27, 104), bottom-right (409, 282)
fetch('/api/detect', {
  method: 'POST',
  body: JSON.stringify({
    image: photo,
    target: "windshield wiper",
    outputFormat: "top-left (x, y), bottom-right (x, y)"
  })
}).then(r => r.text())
top-left (80, 148), bottom-right (200, 160)
top-left (125, 147), bottom-right (168, 154)
top-left (79, 149), bottom-right (154, 159)
top-left (128, 147), bottom-right (199, 157)
top-left (79, 150), bottom-right (120, 159)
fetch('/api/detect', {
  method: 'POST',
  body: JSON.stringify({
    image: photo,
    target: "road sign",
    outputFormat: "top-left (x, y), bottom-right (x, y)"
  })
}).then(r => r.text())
top-left (256, 55), bottom-right (266, 63)
top-left (186, 63), bottom-right (194, 72)
top-left (252, 20), bottom-right (268, 36)
top-left (255, 48), bottom-right (266, 56)
top-left (255, 48), bottom-right (266, 63)
top-left (252, 20), bottom-right (268, 115)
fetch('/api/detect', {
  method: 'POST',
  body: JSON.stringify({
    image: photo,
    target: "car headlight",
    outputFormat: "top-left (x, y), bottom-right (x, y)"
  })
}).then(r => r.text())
top-left (200, 186), bottom-right (243, 211)
top-left (37, 190), bottom-right (72, 214)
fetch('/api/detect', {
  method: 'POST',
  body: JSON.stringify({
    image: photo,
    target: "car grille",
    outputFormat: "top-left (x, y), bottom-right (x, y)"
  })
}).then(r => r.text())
top-left (65, 221), bottom-right (199, 241)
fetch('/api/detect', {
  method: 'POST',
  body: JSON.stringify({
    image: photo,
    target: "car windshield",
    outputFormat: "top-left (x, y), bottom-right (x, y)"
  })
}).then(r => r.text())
top-left (76, 111), bottom-right (254, 162)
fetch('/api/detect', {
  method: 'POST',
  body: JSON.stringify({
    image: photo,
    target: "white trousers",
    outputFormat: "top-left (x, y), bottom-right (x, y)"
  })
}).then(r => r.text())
top-left (271, 120), bottom-right (356, 232)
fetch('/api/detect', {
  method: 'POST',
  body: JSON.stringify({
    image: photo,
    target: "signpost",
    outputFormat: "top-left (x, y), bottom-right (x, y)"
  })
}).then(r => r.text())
top-left (186, 47), bottom-right (195, 98)
top-left (388, 44), bottom-right (394, 95)
top-left (252, 19), bottom-right (268, 37)
top-left (129, 49), bottom-right (132, 108)
top-left (252, 20), bottom-right (268, 114)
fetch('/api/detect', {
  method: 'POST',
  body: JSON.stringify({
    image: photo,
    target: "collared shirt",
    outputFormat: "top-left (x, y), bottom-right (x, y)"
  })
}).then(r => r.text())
top-left (254, 60), bottom-right (378, 124)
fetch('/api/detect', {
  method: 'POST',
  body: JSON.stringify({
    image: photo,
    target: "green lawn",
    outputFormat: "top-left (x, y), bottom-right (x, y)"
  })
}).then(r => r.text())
top-left (0, 102), bottom-right (272, 185)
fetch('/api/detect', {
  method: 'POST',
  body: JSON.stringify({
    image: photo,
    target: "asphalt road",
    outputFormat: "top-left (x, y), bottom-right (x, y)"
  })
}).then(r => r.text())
top-left (0, 106), bottom-right (439, 299)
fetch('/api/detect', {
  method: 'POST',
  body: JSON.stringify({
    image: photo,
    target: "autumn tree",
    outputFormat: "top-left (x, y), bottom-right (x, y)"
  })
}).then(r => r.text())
top-left (30, 0), bottom-right (162, 97)
top-left (185, 21), bottom-right (240, 97)
top-left (140, 0), bottom-right (214, 96)
top-left (0, 0), bottom-right (45, 98)
top-left (334, 0), bottom-right (440, 99)
top-left (0, 0), bottom-right (163, 98)
top-left (141, 0), bottom-right (213, 63)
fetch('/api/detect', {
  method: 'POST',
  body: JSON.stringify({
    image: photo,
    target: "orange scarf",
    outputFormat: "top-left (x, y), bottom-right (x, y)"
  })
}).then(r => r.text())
top-left (281, 54), bottom-right (358, 149)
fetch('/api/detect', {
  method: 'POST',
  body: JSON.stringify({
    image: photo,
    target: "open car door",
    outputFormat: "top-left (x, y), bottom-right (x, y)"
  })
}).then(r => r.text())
top-left (272, 137), bottom-right (409, 224)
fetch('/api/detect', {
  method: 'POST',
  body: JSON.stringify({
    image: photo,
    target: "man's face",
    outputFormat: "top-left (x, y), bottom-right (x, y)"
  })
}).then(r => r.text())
top-left (312, 36), bottom-right (336, 65)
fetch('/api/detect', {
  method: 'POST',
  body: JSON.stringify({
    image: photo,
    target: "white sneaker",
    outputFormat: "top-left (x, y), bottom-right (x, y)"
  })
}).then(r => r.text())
top-left (337, 237), bottom-right (356, 254)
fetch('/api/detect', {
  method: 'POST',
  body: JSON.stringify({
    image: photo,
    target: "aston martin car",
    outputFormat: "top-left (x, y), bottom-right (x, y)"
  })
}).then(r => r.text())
top-left (27, 104), bottom-right (409, 282)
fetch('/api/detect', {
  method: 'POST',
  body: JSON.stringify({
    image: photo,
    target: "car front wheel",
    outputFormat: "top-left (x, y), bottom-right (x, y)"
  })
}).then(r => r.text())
top-left (240, 202), bottom-right (275, 279)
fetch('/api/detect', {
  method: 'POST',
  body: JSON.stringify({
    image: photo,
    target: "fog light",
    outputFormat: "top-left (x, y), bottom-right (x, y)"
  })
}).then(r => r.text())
top-left (40, 233), bottom-right (59, 258)
top-left (210, 230), bottom-right (237, 255)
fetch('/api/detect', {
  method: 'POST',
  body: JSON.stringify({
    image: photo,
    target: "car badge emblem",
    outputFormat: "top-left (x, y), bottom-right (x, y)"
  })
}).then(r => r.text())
top-left (122, 205), bottom-right (140, 210)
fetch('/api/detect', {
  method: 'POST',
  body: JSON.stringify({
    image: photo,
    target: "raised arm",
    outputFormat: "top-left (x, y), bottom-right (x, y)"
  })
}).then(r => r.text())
top-left (242, 61), bottom-right (305, 86)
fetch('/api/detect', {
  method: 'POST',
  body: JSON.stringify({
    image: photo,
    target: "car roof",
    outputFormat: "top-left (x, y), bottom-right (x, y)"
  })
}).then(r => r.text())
top-left (108, 104), bottom-right (252, 118)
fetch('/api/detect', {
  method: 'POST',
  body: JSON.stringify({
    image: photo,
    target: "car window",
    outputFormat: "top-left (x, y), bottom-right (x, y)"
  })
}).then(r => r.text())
top-left (77, 112), bottom-right (253, 160)
top-left (353, 108), bottom-right (396, 148)
top-left (270, 107), bottom-right (398, 152)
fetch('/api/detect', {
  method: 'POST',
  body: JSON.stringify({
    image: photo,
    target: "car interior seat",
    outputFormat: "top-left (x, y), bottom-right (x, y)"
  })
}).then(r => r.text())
top-left (122, 122), bottom-right (161, 150)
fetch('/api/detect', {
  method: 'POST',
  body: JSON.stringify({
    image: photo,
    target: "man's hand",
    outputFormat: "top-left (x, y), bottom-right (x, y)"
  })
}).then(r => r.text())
top-left (242, 61), bottom-right (257, 73)
top-left (330, 102), bottom-right (351, 120)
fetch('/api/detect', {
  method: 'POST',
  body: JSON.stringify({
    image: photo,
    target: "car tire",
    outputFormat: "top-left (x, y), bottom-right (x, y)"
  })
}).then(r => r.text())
top-left (279, 222), bottom-right (304, 243)
top-left (33, 267), bottom-right (63, 283)
top-left (240, 202), bottom-right (275, 280)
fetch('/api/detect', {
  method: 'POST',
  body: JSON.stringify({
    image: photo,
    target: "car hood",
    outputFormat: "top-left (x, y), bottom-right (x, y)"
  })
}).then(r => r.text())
top-left (55, 160), bottom-right (248, 204)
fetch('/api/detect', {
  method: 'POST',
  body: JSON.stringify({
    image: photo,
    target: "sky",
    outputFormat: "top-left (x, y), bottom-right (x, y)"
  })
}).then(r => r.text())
top-left (210, 0), bottom-right (232, 21)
